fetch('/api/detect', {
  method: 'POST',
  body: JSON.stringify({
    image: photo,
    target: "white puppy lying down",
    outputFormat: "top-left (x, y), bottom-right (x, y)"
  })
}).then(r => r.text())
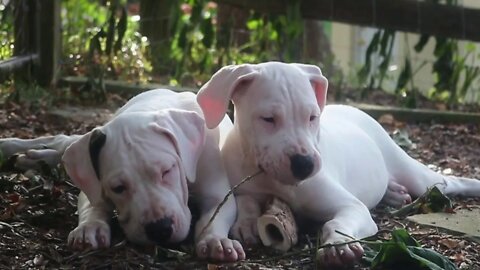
top-left (196, 61), bottom-right (480, 267)
top-left (0, 89), bottom-right (244, 262)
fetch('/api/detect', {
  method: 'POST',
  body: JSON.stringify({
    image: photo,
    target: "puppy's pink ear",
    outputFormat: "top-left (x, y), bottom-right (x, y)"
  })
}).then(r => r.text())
top-left (62, 129), bottom-right (106, 205)
top-left (151, 109), bottom-right (206, 183)
top-left (197, 64), bottom-right (258, 129)
top-left (293, 63), bottom-right (329, 112)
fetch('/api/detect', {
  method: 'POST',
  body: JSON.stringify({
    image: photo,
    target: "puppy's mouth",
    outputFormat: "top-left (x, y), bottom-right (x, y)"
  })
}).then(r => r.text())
top-left (257, 164), bottom-right (299, 186)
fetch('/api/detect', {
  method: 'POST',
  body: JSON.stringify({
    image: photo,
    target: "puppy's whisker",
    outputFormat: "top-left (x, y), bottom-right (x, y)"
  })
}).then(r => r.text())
top-left (198, 169), bottom-right (264, 238)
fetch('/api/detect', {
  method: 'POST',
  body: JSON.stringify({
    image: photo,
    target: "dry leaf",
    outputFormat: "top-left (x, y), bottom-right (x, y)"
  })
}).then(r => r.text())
top-left (378, 114), bottom-right (395, 125)
top-left (439, 238), bottom-right (460, 249)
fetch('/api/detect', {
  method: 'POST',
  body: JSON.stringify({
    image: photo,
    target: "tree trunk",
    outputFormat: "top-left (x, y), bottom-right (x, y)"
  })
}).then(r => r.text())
top-left (303, 20), bottom-right (332, 65)
top-left (139, 0), bottom-right (173, 75)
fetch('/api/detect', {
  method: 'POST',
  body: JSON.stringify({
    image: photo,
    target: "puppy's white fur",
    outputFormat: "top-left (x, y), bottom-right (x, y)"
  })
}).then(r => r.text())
top-left (197, 62), bottom-right (480, 267)
top-left (0, 89), bottom-right (244, 262)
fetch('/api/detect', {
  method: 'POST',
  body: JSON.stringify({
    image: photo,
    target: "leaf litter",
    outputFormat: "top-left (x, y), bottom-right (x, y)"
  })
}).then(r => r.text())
top-left (0, 104), bottom-right (479, 269)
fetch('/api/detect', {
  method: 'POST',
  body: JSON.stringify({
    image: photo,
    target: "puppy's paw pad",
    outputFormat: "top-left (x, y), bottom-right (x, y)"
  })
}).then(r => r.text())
top-left (382, 182), bottom-right (412, 207)
top-left (68, 220), bottom-right (111, 250)
top-left (231, 218), bottom-right (259, 245)
top-left (317, 242), bottom-right (364, 268)
top-left (196, 235), bottom-right (245, 262)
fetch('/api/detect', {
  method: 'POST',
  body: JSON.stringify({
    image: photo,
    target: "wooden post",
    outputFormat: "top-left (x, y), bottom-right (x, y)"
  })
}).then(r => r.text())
top-left (12, 0), bottom-right (37, 85)
top-left (35, 0), bottom-right (61, 88)
top-left (139, 0), bottom-right (173, 75)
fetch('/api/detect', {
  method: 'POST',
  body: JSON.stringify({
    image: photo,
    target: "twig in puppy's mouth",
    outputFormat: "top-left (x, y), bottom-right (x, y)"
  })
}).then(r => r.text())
top-left (198, 169), bottom-right (264, 239)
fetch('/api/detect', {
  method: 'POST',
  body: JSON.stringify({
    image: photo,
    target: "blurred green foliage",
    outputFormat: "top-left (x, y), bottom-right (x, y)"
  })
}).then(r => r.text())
top-left (4, 0), bottom-right (477, 106)
top-left (167, 0), bottom-right (303, 86)
top-left (361, 0), bottom-right (480, 106)
top-left (60, 0), bottom-right (304, 87)
top-left (62, 0), bottom-right (151, 83)
top-left (0, 1), bottom-right (13, 61)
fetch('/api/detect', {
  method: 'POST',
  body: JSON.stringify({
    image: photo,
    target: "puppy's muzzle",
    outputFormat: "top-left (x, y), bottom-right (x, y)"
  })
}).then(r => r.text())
top-left (145, 217), bottom-right (173, 244)
top-left (290, 154), bottom-right (314, 180)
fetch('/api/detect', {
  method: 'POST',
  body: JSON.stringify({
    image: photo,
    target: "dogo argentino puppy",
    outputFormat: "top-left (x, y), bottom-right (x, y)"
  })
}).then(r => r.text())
top-left (196, 61), bottom-right (480, 267)
top-left (0, 89), bottom-right (245, 262)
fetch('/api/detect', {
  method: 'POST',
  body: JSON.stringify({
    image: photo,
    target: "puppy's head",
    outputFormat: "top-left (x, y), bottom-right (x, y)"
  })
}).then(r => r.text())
top-left (62, 109), bottom-right (206, 245)
top-left (197, 62), bottom-right (328, 185)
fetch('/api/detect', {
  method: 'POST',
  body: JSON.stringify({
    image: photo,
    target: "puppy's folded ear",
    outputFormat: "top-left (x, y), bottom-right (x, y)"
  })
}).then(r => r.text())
top-left (292, 63), bottom-right (329, 112)
top-left (197, 64), bottom-right (258, 129)
top-left (62, 129), bottom-right (106, 204)
top-left (150, 109), bottom-right (206, 183)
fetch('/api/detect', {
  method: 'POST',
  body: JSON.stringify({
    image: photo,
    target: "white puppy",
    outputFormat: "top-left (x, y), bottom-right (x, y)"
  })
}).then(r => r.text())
top-left (0, 89), bottom-right (244, 262)
top-left (196, 61), bottom-right (480, 267)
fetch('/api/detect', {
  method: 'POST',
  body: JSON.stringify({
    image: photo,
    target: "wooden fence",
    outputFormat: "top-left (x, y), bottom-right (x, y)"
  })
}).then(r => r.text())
top-left (215, 0), bottom-right (480, 42)
top-left (1, 0), bottom-right (480, 89)
top-left (0, 0), bottom-right (60, 87)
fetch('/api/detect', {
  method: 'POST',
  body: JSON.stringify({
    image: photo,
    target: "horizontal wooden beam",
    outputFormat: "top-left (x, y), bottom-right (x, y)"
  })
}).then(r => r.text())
top-left (352, 102), bottom-right (480, 124)
top-left (214, 0), bottom-right (480, 42)
top-left (60, 76), bottom-right (480, 124)
top-left (59, 76), bottom-right (195, 97)
top-left (0, 54), bottom-right (38, 74)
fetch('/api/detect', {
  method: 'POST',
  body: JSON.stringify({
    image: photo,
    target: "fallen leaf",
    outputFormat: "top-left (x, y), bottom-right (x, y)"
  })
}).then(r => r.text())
top-left (378, 114), bottom-right (395, 125)
top-left (449, 252), bottom-right (465, 263)
top-left (439, 238), bottom-right (460, 249)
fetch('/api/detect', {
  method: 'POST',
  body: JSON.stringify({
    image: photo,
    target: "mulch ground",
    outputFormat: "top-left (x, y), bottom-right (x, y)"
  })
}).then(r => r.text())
top-left (0, 92), bottom-right (480, 269)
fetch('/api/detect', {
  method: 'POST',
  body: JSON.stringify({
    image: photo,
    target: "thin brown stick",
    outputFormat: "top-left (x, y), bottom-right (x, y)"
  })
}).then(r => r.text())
top-left (198, 170), bottom-right (264, 238)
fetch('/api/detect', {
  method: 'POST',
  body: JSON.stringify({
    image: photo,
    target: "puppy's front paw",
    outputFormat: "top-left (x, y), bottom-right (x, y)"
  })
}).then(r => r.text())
top-left (67, 220), bottom-right (111, 250)
top-left (196, 234), bottom-right (245, 262)
top-left (231, 218), bottom-right (260, 246)
top-left (18, 149), bottom-right (62, 169)
top-left (317, 241), bottom-right (364, 268)
top-left (382, 181), bottom-right (412, 207)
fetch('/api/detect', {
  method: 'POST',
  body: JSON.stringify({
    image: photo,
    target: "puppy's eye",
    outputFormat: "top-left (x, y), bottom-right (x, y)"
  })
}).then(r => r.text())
top-left (310, 115), bottom-right (318, 121)
top-left (112, 185), bottom-right (126, 194)
top-left (261, 117), bottom-right (275, 124)
top-left (162, 165), bottom-right (175, 177)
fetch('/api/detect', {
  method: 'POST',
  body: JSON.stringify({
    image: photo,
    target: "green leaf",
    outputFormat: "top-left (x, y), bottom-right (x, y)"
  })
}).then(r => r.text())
top-left (424, 186), bottom-right (453, 213)
top-left (89, 29), bottom-right (106, 57)
top-left (114, 6), bottom-right (127, 54)
top-left (395, 58), bottom-right (412, 94)
top-left (391, 186), bottom-right (453, 217)
top-left (415, 35), bottom-right (430, 52)
top-left (190, 1), bottom-right (203, 23)
top-left (379, 30), bottom-right (392, 57)
top-left (370, 229), bottom-right (457, 270)
top-left (201, 17), bottom-right (213, 48)
top-left (391, 228), bottom-right (420, 247)
top-left (177, 25), bottom-right (188, 49)
top-left (408, 246), bottom-right (458, 270)
top-left (359, 30), bottom-right (382, 84)
top-left (365, 30), bottom-right (381, 67)
top-left (246, 19), bottom-right (260, 30)
top-left (105, 3), bottom-right (117, 56)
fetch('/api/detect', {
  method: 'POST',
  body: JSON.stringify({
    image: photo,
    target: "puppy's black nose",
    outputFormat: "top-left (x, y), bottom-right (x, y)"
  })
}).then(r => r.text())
top-left (290, 154), bottom-right (314, 180)
top-left (145, 217), bottom-right (173, 244)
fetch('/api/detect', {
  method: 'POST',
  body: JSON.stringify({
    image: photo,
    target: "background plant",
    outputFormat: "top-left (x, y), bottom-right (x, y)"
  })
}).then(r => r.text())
top-left (62, 0), bottom-right (151, 83)
top-left (0, 1), bottom-right (13, 61)
top-left (167, 0), bottom-right (303, 86)
top-left (360, 0), bottom-right (480, 107)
